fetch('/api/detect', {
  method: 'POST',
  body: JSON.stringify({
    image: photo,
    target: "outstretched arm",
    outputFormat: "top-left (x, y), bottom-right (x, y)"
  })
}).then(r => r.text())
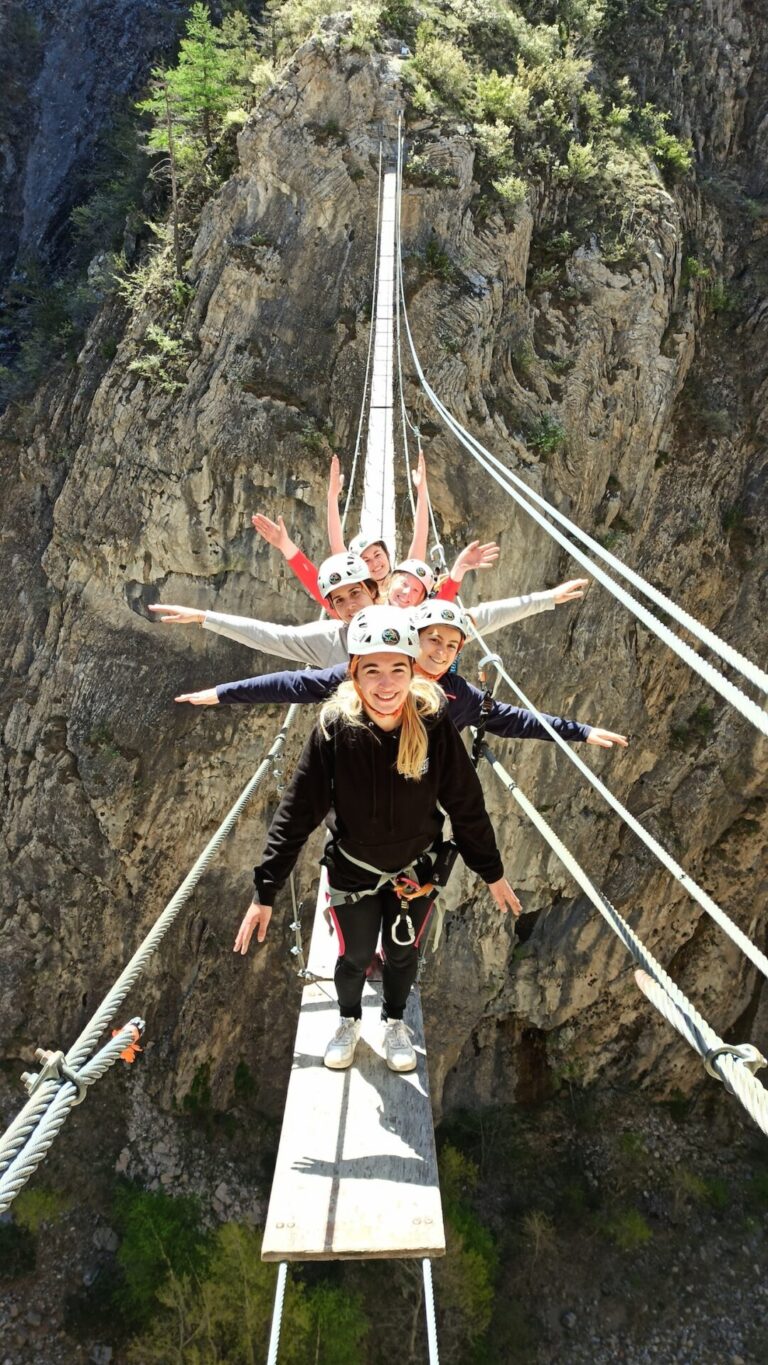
top-left (176, 664), bottom-right (347, 708)
top-left (327, 455), bottom-right (346, 554)
top-left (407, 451), bottom-right (430, 561)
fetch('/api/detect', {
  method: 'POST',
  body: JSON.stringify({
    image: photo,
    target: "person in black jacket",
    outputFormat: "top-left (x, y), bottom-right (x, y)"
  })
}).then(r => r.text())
top-left (175, 600), bottom-right (629, 752)
top-left (234, 607), bottom-right (521, 1074)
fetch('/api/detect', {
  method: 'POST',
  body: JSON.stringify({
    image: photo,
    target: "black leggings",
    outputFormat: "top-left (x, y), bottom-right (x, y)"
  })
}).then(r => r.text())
top-left (329, 888), bottom-right (435, 1021)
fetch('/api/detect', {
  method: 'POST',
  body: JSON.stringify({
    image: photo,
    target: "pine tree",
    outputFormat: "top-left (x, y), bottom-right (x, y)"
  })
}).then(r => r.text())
top-left (171, 2), bottom-right (240, 148)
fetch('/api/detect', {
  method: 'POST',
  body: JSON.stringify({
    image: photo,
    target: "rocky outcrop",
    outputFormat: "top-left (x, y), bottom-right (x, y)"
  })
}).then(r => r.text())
top-left (1, 18), bottom-right (766, 1165)
top-left (0, 0), bottom-right (188, 277)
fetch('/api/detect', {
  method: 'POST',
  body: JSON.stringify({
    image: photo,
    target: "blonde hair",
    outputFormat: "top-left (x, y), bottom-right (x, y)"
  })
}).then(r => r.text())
top-left (321, 672), bottom-right (443, 781)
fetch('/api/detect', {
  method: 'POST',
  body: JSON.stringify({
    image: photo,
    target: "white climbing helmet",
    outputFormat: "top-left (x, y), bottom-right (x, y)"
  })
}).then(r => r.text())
top-left (317, 552), bottom-right (371, 600)
top-left (414, 600), bottom-right (470, 640)
top-left (347, 606), bottom-right (420, 660)
top-left (348, 532), bottom-right (390, 559)
top-left (392, 558), bottom-right (435, 594)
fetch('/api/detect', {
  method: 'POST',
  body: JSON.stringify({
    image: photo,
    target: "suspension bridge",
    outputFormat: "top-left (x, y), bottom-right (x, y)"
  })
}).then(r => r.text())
top-left (1, 116), bottom-right (767, 1365)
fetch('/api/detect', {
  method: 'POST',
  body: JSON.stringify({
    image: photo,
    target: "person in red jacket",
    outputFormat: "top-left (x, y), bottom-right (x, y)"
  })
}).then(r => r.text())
top-left (234, 606), bottom-right (521, 1074)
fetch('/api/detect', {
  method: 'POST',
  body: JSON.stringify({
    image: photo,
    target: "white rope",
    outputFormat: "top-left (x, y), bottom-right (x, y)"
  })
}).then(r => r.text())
top-left (394, 126), bottom-right (445, 568)
top-left (340, 145), bottom-right (384, 539)
top-left (393, 138), bottom-right (768, 738)
top-left (0, 1020), bottom-right (145, 1213)
top-left (483, 745), bottom-right (768, 1137)
top-left (0, 711), bottom-right (299, 1183)
top-left (266, 1261), bottom-right (289, 1365)
top-left (633, 970), bottom-right (767, 1119)
top-left (462, 434), bottom-right (768, 699)
top-left (423, 1258), bottom-right (440, 1364)
top-left (469, 621), bottom-right (768, 979)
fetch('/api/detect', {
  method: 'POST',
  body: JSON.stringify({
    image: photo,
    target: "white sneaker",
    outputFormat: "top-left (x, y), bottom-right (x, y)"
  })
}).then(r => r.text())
top-left (324, 1017), bottom-right (361, 1070)
top-left (384, 1019), bottom-right (417, 1072)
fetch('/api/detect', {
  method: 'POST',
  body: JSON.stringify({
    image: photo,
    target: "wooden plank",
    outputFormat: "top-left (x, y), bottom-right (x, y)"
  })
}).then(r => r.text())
top-left (262, 980), bottom-right (445, 1261)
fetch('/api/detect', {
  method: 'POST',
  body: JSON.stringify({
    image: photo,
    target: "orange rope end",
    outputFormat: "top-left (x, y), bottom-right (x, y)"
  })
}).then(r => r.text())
top-left (112, 1025), bottom-right (143, 1064)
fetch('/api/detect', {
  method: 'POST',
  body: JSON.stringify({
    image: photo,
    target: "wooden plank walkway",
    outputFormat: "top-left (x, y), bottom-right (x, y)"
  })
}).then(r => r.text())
top-left (261, 977), bottom-right (445, 1261)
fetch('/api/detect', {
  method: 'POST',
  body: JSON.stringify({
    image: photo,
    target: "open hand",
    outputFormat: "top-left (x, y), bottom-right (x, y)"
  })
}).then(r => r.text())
top-left (175, 689), bottom-right (219, 706)
top-left (234, 901), bottom-right (272, 953)
top-left (148, 604), bottom-right (205, 625)
top-left (412, 450), bottom-right (427, 491)
top-left (452, 540), bottom-right (500, 581)
top-left (487, 878), bottom-right (522, 916)
top-left (251, 513), bottom-right (294, 558)
top-left (552, 578), bottom-right (589, 604)
top-left (586, 728), bottom-right (628, 749)
top-left (329, 453), bottom-right (344, 500)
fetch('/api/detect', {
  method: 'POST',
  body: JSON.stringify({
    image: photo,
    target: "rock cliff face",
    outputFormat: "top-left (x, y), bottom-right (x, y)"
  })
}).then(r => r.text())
top-left (1, 10), bottom-right (767, 1162)
top-left (0, 0), bottom-right (188, 276)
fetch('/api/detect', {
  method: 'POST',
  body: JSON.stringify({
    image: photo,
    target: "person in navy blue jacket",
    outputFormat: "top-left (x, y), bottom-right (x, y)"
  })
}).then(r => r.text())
top-left (175, 601), bottom-right (629, 753)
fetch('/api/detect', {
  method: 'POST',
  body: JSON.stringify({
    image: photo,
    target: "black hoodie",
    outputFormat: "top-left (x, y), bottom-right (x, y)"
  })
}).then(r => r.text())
top-left (253, 704), bottom-right (504, 906)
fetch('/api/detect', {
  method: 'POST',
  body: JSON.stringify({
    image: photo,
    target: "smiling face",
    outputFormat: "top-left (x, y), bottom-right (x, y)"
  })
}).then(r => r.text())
top-left (327, 580), bottom-right (376, 623)
top-left (353, 652), bottom-right (413, 717)
top-left (360, 542), bottom-right (391, 582)
top-left (388, 571), bottom-right (428, 609)
top-left (417, 624), bottom-right (464, 676)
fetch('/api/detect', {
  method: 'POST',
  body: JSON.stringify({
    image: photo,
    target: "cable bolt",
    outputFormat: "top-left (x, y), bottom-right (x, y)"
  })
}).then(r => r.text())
top-left (21, 1050), bottom-right (88, 1106)
top-left (704, 1043), bottom-right (767, 1085)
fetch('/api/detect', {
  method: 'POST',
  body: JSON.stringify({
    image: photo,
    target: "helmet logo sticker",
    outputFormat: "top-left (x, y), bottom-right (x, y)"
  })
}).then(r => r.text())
top-left (329, 572), bottom-right (341, 585)
top-left (416, 566), bottom-right (426, 577)
top-left (441, 608), bottom-right (454, 620)
top-left (381, 628), bottom-right (400, 645)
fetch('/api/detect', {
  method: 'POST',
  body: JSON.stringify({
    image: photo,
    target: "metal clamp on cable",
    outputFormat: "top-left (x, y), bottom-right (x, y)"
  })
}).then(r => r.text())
top-left (703, 1043), bottom-right (767, 1085)
top-left (429, 542), bottom-right (446, 567)
top-left (21, 1050), bottom-right (88, 1106)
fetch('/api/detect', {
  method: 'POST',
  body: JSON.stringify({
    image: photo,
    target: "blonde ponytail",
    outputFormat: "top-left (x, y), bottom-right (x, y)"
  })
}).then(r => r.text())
top-left (320, 672), bottom-right (443, 781)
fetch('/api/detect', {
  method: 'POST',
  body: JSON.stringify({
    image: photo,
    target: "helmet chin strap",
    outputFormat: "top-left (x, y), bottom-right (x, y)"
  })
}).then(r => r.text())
top-left (414, 661), bottom-right (444, 681)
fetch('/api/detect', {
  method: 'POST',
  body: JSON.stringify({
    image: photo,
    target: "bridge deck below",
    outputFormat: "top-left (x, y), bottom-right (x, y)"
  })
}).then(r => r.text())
top-left (261, 979), bottom-right (445, 1261)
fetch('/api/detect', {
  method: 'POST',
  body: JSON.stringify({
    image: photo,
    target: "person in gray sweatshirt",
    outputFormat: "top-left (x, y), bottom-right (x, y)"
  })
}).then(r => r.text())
top-left (149, 552), bottom-right (589, 671)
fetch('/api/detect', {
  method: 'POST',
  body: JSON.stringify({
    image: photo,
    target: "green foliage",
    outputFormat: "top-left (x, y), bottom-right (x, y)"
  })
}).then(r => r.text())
top-left (670, 702), bottom-right (715, 749)
top-left (405, 151), bottom-right (460, 188)
top-left (0, 1221), bottom-right (36, 1280)
top-left (681, 254), bottom-right (711, 287)
top-left (13, 1186), bottom-right (71, 1234)
top-left (138, 3), bottom-right (249, 152)
top-left (424, 237), bottom-right (458, 281)
top-left (302, 1283), bottom-right (370, 1364)
top-left (70, 110), bottom-right (149, 262)
top-left (233, 1059), bottom-right (257, 1101)
top-left (113, 1185), bottom-right (212, 1327)
top-left (475, 69), bottom-right (532, 126)
top-left (126, 1222), bottom-right (367, 1364)
top-left (521, 1208), bottom-right (556, 1261)
top-left (410, 25), bottom-right (474, 104)
top-left (439, 1143), bottom-right (479, 1208)
top-left (529, 412), bottom-right (566, 455)
top-left (301, 419), bottom-right (337, 452)
top-left (602, 1206), bottom-right (652, 1251)
top-left (127, 322), bottom-right (193, 392)
top-left (0, 256), bottom-right (100, 406)
top-left (637, 103), bottom-right (693, 174)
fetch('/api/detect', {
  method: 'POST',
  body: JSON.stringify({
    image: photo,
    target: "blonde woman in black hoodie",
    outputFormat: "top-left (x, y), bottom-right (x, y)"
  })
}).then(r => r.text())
top-left (234, 606), bottom-right (521, 1074)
